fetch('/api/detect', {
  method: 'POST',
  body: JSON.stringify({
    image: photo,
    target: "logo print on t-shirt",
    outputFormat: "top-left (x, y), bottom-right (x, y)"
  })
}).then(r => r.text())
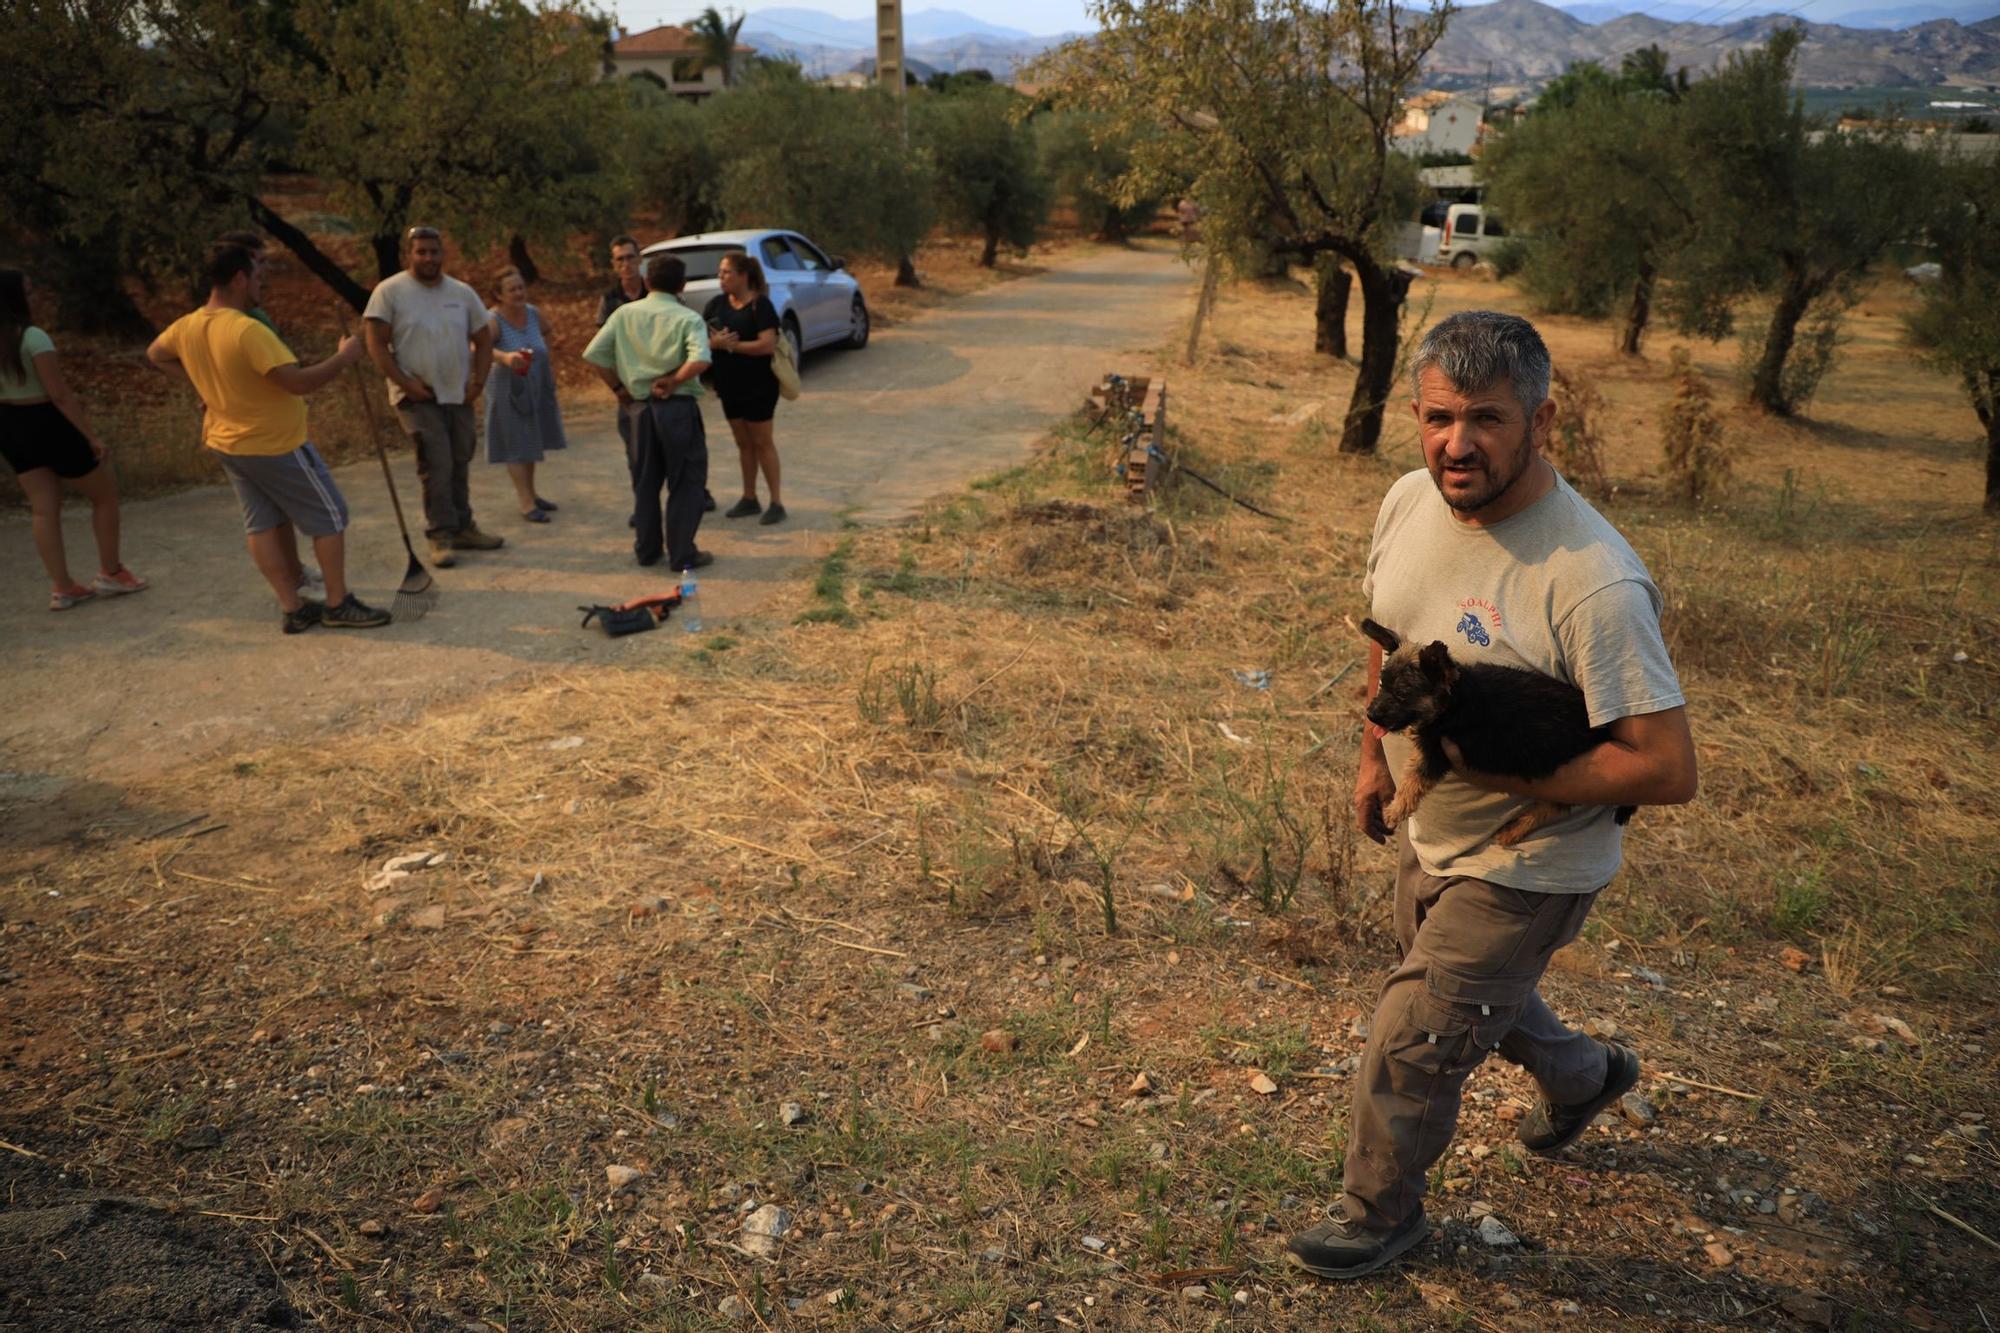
top-left (1455, 611), bottom-right (1492, 647)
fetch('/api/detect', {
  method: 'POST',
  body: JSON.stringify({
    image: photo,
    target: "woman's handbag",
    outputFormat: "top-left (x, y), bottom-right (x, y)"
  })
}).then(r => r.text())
top-left (771, 334), bottom-right (801, 402)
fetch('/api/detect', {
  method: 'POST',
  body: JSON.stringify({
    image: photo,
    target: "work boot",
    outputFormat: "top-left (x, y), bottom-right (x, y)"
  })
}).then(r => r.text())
top-left (1285, 1208), bottom-right (1428, 1280)
top-left (428, 537), bottom-right (458, 568)
top-left (1518, 1042), bottom-right (1641, 1156)
top-left (451, 524), bottom-right (505, 551)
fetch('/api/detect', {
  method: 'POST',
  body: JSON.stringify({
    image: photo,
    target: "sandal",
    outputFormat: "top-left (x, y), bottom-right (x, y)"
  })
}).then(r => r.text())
top-left (50, 584), bottom-right (96, 611)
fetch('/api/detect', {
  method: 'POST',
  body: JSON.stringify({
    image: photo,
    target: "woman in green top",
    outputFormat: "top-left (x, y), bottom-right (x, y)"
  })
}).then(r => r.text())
top-left (0, 269), bottom-right (147, 610)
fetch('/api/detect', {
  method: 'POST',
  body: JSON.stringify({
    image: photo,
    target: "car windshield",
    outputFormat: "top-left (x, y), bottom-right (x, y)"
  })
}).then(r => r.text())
top-left (650, 244), bottom-right (745, 282)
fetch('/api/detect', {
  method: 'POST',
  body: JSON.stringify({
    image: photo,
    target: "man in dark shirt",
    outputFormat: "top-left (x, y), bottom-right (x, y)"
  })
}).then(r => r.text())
top-left (596, 234), bottom-right (712, 521)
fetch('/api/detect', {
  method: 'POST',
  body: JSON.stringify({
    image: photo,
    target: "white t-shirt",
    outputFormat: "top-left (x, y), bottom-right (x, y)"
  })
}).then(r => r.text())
top-left (1362, 468), bottom-right (1685, 892)
top-left (363, 271), bottom-right (485, 406)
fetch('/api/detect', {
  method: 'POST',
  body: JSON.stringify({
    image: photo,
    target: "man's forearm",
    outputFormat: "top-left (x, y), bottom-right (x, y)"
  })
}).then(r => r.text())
top-left (589, 362), bottom-right (627, 398)
top-left (1456, 708), bottom-right (1698, 808)
top-left (363, 324), bottom-right (402, 384)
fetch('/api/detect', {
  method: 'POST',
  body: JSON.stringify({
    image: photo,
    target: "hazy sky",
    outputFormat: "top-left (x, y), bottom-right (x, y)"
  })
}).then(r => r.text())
top-left (614, 2), bottom-right (1097, 38)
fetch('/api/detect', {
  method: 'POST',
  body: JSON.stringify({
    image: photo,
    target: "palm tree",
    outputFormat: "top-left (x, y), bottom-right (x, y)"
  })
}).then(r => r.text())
top-left (675, 7), bottom-right (745, 87)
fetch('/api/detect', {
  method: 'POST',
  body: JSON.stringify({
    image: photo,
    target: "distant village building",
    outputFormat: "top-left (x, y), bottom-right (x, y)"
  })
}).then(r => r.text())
top-left (1393, 92), bottom-right (1483, 157)
top-left (609, 23), bottom-right (755, 98)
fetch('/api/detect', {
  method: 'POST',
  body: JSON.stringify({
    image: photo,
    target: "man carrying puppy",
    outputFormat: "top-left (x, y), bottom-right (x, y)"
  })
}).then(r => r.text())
top-left (1288, 311), bottom-right (1698, 1279)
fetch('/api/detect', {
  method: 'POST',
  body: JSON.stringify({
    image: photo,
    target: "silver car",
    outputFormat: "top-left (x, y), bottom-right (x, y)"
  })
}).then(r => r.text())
top-left (640, 229), bottom-right (871, 369)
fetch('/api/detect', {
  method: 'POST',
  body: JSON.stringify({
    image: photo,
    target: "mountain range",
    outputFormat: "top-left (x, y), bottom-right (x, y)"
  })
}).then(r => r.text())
top-left (736, 1), bottom-right (2000, 88)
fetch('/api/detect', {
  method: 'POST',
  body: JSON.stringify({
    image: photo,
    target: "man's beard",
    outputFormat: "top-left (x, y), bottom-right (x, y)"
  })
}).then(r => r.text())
top-left (1434, 442), bottom-right (1532, 514)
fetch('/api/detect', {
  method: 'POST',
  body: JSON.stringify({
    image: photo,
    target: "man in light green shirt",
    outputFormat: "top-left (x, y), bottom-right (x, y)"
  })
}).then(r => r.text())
top-left (582, 254), bottom-right (712, 569)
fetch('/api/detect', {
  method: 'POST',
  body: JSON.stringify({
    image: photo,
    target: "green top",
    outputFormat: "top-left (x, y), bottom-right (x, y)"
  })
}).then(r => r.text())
top-left (581, 292), bottom-right (710, 401)
top-left (2, 327), bottom-right (56, 402)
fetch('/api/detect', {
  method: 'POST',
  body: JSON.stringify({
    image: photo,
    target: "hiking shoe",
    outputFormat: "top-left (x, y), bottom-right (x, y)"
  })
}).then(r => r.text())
top-left (428, 538), bottom-right (458, 568)
top-left (49, 584), bottom-right (96, 611)
top-left (758, 502), bottom-right (787, 527)
top-left (1286, 1208), bottom-right (1429, 1281)
top-left (93, 566), bottom-right (150, 596)
top-left (282, 599), bottom-right (325, 635)
top-left (724, 496), bottom-right (762, 519)
top-left (323, 594), bottom-right (391, 629)
top-left (1518, 1042), bottom-right (1641, 1156)
top-left (451, 525), bottom-right (505, 551)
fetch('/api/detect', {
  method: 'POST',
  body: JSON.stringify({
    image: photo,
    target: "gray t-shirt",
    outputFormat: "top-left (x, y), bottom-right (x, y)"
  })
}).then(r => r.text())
top-left (1362, 467), bottom-right (1685, 892)
top-left (363, 271), bottom-right (485, 406)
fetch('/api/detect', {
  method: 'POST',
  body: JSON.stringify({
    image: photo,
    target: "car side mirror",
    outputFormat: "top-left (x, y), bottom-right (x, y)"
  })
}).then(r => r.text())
top-left (829, 255), bottom-right (847, 271)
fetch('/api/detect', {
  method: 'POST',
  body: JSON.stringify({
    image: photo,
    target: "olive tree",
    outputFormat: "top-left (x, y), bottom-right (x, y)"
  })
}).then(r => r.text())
top-left (1034, 0), bottom-right (1448, 454)
top-left (1906, 157), bottom-right (2000, 511)
top-left (916, 86), bottom-right (1051, 267)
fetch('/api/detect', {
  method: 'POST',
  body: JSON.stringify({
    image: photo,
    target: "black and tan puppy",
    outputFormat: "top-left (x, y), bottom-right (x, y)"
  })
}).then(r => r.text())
top-left (1362, 618), bottom-right (1636, 847)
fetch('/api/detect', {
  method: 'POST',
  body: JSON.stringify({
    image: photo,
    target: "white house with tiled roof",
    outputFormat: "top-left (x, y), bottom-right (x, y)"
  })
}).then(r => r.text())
top-left (1393, 91), bottom-right (1483, 157)
top-left (609, 23), bottom-right (756, 98)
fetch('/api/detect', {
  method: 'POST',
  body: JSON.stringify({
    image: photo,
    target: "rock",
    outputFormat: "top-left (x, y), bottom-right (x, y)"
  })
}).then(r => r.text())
top-left (408, 905), bottom-right (447, 931)
top-left (741, 1204), bottom-right (793, 1259)
top-left (896, 982), bottom-right (933, 1002)
top-left (1872, 1014), bottom-right (1919, 1046)
top-left (1349, 1016), bottom-right (1371, 1040)
top-left (1469, 1143), bottom-right (1492, 1160)
top-left (1080, 1235), bottom-right (1107, 1252)
top-left (385, 851), bottom-right (445, 874)
top-left (175, 1124), bottom-right (222, 1152)
top-left (1467, 1201), bottom-right (1496, 1220)
top-left (1180, 1286), bottom-right (1209, 1302)
top-left (1632, 967), bottom-right (1667, 987)
top-left (365, 869), bottom-right (412, 894)
top-left (1781, 1292), bottom-right (1835, 1326)
top-left (779, 1101), bottom-right (808, 1127)
top-left (546, 736), bottom-right (584, 751)
top-left (1476, 1215), bottom-right (1518, 1248)
top-left (980, 1029), bottom-right (1018, 1054)
top-left (605, 1165), bottom-right (645, 1191)
top-left (1780, 946), bottom-right (1812, 973)
top-left (1948, 1123), bottom-right (1990, 1144)
top-left (1248, 1071), bottom-right (1279, 1095)
top-left (1559, 1302), bottom-right (1581, 1316)
top-left (1620, 1093), bottom-right (1660, 1127)
top-left (717, 1294), bottom-right (751, 1321)
top-left (1704, 1241), bottom-right (1735, 1268)
top-left (412, 1187), bottom-right (446, 1215)
top-left (1129, 1072), bottom-right (1154, 1098)
top-left (1232, 1288), bottom-right (1250, 1307)
top-left (1583, 1017), bottom-right (1619, 1039)
top-left (358, 1219), bottom-right (387, 1238)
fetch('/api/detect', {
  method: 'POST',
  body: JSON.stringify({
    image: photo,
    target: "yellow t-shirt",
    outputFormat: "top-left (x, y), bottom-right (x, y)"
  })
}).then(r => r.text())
top-left (159, 307), bottom-right (309, 456)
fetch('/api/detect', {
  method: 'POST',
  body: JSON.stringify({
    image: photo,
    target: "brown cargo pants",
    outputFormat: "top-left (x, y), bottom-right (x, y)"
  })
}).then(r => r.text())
top-left (1340, 830), bottom-right (1611, 1232)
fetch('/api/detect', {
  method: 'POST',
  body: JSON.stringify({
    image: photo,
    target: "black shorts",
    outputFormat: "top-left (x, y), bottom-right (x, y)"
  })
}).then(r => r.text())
top-left (0, 401), bottom-right (98, 480)
top-left (717, 381), bottom-right (780, 424)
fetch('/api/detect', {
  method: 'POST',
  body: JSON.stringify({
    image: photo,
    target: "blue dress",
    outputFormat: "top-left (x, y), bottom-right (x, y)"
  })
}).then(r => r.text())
top-left (484, 304), bottom-right (567, 465)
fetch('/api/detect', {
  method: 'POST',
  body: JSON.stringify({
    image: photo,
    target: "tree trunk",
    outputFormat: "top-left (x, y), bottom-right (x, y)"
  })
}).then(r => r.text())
top-left (1094, 204), bottom-right (1127, 245)
top-left (1313, 258), bottom-right (1351, 359)
top-left (980, 226), bottom-right (1000, 268)
top-left (248, 198), bottom-right (370, 311)
top-left (1618, 261), bottom-right (1653, 356)
top-left (1183, 258), bottom-right (1219, 367)
top-left (1749, 270), bottom-right (1815, 416)
top-left (1978, 375), bottom-right (2000, 513)
top-left (1339, 258), bottom-right (1412, 455)
top-left (894, 254), bottom-right (921, 288)
top-left (371, 232), bottom-right (402, 283)
top-left (507, 234), bottom-right (540, 285)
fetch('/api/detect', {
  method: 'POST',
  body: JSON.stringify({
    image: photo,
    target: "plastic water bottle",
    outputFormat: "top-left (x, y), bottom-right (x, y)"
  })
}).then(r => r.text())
top-left (679, 567), bottom-right (702, 633)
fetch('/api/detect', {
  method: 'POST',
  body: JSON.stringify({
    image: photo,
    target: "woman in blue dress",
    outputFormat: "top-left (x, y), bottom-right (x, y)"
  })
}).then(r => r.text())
top-left (483, 268), bottom-right (567, 522)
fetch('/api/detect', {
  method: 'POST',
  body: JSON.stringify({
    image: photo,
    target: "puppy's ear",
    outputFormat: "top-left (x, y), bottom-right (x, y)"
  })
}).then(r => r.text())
top-left (1360, 619), bottom-right (1401, 653)
top-left (1419, 641), bottom-right (1458, 685)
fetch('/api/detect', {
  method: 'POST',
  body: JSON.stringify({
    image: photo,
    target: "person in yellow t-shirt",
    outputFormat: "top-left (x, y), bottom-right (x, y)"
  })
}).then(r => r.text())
top-left (148, 240), bottom-right (391, 634)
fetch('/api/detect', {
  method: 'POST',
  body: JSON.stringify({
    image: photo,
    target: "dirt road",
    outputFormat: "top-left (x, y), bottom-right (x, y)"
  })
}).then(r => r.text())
top-left (0, 243), bottom-right (1192, 787)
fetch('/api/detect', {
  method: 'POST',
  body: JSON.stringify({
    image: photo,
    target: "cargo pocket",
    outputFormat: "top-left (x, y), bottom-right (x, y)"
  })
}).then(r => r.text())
top-left (1390, 990), bottom-right (1491, 1077)
top-left (1425, 965), bottom-right (1526, 1057)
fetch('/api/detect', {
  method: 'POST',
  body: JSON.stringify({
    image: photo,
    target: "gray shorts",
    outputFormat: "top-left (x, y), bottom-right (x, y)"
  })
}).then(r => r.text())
top-left (216, 442), bottom-right (350, 537)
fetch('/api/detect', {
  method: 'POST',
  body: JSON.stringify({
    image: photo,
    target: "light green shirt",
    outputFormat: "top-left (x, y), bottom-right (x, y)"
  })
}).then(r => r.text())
top-left (2, 327), bottom-right (56, 402)
top-left (581, 292), bottom-right (710, 400)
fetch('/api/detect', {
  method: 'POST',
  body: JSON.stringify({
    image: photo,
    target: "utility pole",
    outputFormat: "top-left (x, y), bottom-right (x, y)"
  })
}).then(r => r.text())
top-left (876, 0), bottom-right (905, 96)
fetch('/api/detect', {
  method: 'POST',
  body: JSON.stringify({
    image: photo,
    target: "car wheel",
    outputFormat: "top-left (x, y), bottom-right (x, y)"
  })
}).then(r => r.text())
top-left (782, 318), bottom-right (803, 372)
top-left (1451, 252), bottom-right (1477, 270)
top-left (842, 296), bottom-right (870, 349)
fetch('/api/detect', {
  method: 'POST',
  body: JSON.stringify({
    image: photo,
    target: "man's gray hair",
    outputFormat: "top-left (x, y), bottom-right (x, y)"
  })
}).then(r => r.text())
top-left (1408, 311), bottom-right (1551, 410)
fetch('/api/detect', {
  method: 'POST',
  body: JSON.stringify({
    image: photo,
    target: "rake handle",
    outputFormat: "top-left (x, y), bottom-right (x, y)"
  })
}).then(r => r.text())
top-left (332, 305), bottom-right (419, 553)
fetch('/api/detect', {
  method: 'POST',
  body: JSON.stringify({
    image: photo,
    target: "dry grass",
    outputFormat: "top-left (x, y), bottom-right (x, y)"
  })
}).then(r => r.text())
top-left (2, 261), bottom-right (1997, 1330)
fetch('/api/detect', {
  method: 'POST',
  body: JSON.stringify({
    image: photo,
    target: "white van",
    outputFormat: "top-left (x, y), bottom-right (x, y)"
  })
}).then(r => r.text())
top-left (1432, 203), bottom-right (1507, 269)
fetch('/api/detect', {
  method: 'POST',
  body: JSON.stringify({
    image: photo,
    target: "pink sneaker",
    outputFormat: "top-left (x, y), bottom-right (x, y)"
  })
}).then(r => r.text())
top-left (49, 584), bottom-right (96, 611)
top-left (93, 566), bottom-right (150, 596)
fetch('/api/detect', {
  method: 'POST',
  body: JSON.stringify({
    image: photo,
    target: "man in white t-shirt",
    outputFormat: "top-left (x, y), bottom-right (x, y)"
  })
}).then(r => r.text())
top-left (1287, 311), bottom-right (1698, 1281)
top-left (363, 225), bottom-right (497, 568)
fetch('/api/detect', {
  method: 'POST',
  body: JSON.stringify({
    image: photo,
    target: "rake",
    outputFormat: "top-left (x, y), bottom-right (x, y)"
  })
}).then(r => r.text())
top-left (334, 305), bottom-right (436, 620)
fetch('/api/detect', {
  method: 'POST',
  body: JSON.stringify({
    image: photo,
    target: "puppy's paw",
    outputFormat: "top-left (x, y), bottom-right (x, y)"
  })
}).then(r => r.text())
top-left (1492, 815), bottom-right (1534, 847)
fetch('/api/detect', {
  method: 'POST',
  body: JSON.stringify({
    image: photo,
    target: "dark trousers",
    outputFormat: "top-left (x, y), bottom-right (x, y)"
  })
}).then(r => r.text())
top-left (625, 396), bottom-right (707, 569)
top-left (1340, 829), bottom-right (1608, 1232)
top-left (615, 406), bottom-right (639, 498)
top-left (396, 401), bottom-right (477, 537)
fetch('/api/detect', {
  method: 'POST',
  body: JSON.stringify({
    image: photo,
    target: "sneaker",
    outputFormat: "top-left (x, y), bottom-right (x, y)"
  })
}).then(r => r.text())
top-left (93, 566), bottom-right (150, 596)
top-left (49, 584), bottom-right (96, 612)
top-left (282, 599), bottom-right (325, 635)
top-left (428, 538), bottom-right (458, 569)
top-left (758, 502), bottom-right (787, 527)
top-left (451, 525), bottom-right (505, 551)
top-left (298, 565), bottom-right (325, 597)
top-left (532, 496), bottom-right (558, 512)
top-left (1518, 1042), bottom-right (1641, 1156)
top-left (1286, 1208), bottom-right (1429, 1280)
top-left (323, 593), bottom-right (392, 629)
top-left (723, 496), bottom-right (762, 519)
